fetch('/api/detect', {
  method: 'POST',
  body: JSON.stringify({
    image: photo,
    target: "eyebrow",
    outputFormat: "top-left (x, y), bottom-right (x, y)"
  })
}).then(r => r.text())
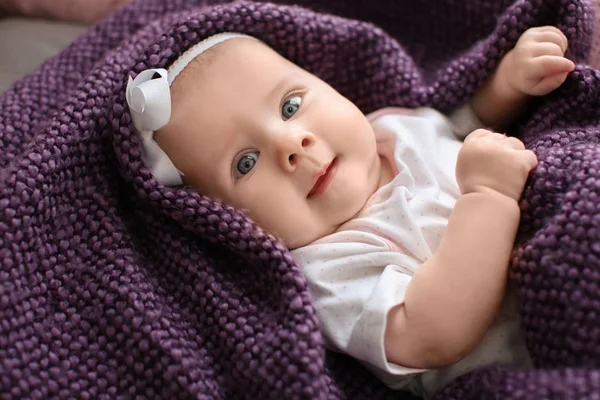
top-left (268, 72), bottom-right (302, 103)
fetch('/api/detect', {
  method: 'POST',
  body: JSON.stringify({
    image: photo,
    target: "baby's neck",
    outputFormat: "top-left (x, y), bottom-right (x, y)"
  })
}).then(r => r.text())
top-left (344, 155), bottom-right (395, 224)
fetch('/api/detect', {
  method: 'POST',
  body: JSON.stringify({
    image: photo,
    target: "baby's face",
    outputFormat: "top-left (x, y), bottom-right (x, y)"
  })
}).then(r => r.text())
top-left (157, 38), bottom-right (382, 249)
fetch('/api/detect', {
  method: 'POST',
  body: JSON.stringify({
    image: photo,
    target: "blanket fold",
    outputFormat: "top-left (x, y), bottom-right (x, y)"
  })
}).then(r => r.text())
top-left (1, 0), bottom-right (599, 399)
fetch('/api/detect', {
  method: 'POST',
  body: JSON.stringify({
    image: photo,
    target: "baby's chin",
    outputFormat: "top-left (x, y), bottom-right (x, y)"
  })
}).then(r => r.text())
top-left (284, 198), bottom-right (372, 249)
top-left (280, 224), bottom-right (339, 250)
top-left (284, 235), bottom-right (317, 251)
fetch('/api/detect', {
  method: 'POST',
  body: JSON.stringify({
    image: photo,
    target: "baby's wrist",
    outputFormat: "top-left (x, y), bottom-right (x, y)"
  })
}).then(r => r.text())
top-left (497, 49), bottom-right (544, 103)
top-left (494, 55), bottom-right (525, 99)
top-left (463, 186), bottom-right (521, 210)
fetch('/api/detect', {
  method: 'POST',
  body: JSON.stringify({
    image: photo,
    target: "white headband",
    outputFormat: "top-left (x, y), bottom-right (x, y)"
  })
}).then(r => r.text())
top-left (125, 32), bottom-right (253, 186)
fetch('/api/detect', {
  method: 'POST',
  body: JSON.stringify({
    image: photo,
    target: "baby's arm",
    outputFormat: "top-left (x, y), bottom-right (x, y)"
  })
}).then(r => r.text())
top-left (385, 130), bottom-right (538, 368)
top-left (384, 26), bottom-right (570, 370)
top-left (470, 26), bottom-right (574, 128)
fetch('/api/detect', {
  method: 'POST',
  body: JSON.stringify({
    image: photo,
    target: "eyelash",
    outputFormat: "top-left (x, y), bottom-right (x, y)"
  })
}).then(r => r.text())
top-left (281, 90), bottom-right (305, 115)
top-left (283, 89), bottom-right (304, 101)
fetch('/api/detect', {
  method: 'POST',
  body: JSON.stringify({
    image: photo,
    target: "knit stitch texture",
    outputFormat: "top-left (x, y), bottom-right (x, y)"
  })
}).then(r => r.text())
top-left (1, 0), bottom-right (599, 399)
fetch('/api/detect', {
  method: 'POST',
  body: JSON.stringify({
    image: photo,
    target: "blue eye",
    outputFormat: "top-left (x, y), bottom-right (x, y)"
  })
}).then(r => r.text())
top-left (282, 96), bottom-right (302, 120)
top-left (235, 151), bottom-right (259, 177)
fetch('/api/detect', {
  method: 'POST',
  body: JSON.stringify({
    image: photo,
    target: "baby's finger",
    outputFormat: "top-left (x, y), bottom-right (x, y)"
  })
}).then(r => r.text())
top-left (523, 149), bottom-right (538, 171)
top-left (504, 136), bottom-right (526, 150)
top-left (465, 129), bottom-right (493, 141)
top-left (530, 71), bottom-right (570, 96)
top-left (530, 42), bottom-right (564, 57)
top-left (531, 55), bottom-right (575, 76)
top-left (482, 132), bottom-right (506, 141)
top-left (530, 26), bottom-right (568, 53)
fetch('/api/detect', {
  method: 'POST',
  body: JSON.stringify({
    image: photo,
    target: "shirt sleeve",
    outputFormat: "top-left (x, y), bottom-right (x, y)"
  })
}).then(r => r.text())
top-left (446, 103), bottom-right (486, 139)
top-left (291, 231), bottom-right (429, 390)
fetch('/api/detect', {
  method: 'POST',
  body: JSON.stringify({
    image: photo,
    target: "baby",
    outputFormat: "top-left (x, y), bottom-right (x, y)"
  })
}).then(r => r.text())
top-left (126, 27), bottom-right (574, 397)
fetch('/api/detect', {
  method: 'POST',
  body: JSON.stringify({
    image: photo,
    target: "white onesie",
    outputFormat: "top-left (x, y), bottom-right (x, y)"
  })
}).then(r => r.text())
top-left (291, 106), bottom-right (532, 398)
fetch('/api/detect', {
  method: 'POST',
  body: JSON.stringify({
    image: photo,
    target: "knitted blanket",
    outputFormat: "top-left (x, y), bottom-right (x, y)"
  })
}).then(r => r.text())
top-left (1, 0), bottom-right (599, 398)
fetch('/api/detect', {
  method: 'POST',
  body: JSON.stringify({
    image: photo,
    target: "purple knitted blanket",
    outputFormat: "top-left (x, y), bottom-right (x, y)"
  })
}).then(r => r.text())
top-left (1, 0), bottom-right (600, 398)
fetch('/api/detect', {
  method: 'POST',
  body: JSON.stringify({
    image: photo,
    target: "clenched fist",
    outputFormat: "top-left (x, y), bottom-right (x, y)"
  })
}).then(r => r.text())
top-left (499, 26), bottom-right (575, 96)
top-left (456, 129), bottom-right (538, 201)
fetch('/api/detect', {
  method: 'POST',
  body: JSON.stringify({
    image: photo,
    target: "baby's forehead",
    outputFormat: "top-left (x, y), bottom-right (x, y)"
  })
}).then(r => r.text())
top-left (171, 37), bottom-right (293, 95)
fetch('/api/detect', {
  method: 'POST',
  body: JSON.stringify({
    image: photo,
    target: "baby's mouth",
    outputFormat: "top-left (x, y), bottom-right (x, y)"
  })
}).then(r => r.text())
top-left (308, 157), bottom-right (338, 198)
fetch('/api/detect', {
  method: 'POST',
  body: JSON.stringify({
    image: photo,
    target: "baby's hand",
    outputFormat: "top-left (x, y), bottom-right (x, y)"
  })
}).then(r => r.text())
top-left (456, 129), bottom-right (538, 202)
top-left (499, 26), bottom-right (575, 96)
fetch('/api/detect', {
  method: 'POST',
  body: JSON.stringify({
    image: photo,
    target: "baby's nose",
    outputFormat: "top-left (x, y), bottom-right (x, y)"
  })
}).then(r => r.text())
top-left (276, 131), bottom-right (315, 172)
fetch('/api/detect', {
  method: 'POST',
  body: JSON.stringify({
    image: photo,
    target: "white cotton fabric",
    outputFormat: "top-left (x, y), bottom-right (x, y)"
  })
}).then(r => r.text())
top-left (291, 105), bottom-right (532, 398)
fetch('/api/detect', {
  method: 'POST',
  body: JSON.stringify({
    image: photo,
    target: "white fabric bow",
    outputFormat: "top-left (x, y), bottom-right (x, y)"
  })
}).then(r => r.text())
top-left (125, 68), bottom-right (183, 186)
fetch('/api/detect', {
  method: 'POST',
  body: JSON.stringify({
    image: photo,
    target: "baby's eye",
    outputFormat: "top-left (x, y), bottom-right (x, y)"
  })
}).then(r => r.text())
top-left (281, 96), bottom-right (302, 121)
top-left (234, 151), bottom-right (259, 178)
